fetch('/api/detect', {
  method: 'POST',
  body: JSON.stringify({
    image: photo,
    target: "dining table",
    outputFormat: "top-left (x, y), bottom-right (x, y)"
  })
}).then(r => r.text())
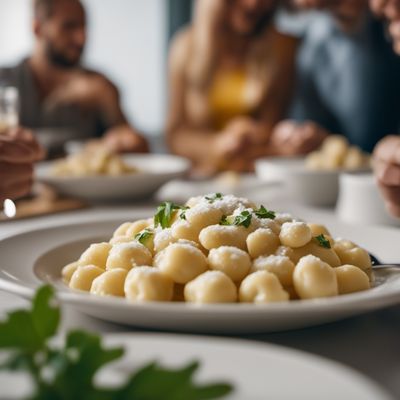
top-left (1, 179), bottom-right (400, 398)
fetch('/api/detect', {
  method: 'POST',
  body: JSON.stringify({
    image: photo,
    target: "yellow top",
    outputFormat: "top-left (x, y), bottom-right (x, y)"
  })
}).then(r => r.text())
top-left (208, 68), bottom-right (252, 130)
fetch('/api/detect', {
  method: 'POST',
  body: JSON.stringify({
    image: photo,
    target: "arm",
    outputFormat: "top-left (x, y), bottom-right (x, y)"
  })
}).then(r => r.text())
top-left (0, 128), bottom-right (44, 202)
top-left (166, 29), bottom-right (223, 173)
top-left (91, 76), bottom-right (149, 153)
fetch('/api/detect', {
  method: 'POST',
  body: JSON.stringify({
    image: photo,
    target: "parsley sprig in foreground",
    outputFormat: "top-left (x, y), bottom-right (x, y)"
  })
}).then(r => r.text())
top-left (0, 286), bottom-right (232, 400)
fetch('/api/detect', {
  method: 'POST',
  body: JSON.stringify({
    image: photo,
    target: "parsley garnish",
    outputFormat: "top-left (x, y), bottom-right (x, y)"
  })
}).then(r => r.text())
top-left (154, 201), bottom-right (185, 229)
top-left (219, 210), bottom-right (252, 228)
top-left (135, 228), bottom-right (154, 245)
top-left (205, 193), bottom-right (223, 203)
top-left (315, 234), bottom-right (331, 249)
top-left (254, 205), bottom-right (276, 220)
top-left (179, 206), bottom-right (190, 220)
top-left (0, 286), bottom-right (233, 399)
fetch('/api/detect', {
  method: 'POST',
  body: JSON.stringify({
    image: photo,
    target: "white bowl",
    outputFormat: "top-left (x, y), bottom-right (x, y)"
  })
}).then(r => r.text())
top-left (337, 173), bottom-right (400, 227)
top-left (255, 157), bottom-right (368, 207)
top-left (35, 154), bottom-right (191, 202)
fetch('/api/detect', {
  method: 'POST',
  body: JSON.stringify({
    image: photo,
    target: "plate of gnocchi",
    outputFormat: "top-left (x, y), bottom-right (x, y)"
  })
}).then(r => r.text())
top-left (35, 152), bottom-right (190, 201)
top-left (0, 194), bottom-right (399, 333)
top-left (255, 135), bottom-right (371, 207)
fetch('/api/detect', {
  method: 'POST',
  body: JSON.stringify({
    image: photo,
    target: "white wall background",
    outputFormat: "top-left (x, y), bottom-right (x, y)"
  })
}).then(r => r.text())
top-left (0, 0), bottom-right (167, 135)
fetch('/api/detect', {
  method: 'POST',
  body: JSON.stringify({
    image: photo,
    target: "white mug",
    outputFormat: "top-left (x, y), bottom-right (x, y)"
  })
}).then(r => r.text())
top-left (336, 173), bottom-right (400, 227)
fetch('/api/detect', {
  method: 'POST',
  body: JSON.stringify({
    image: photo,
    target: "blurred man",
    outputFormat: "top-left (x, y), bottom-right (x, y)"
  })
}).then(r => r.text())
top-left (288, 0), bottom-right (400, 153)
top-left (0, 128), bottom-right (44, 202)
top-left (0, 0), bottom-right (148, 156)
top-left (370, 0), bottom-right (400, 217)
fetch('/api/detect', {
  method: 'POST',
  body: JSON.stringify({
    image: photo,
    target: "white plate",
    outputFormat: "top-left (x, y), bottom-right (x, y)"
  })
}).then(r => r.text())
top-left (0, 333), bottom-right (392, 400)
top-left (255, 157), bottom-right (369, 207)
top-left (0, 217), bottom-right (400, 334)
top-left (35, 154), bottom-right (191, 201)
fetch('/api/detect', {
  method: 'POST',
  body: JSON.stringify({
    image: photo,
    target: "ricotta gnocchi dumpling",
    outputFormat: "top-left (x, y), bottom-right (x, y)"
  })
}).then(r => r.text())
top-left (308, 223), bottom-right (331, 237)
top-left (208, 246), bottom-right (251, 282)
top-left (155, 242), bottom-right (208, 284)
top-left (90, 268), bottom-right (128, 297)
top-left (125, 219), bottom-right (152, 238)
top-left (78, 242), bottom-right (112, 269)
top-left (184, 271), bottom-right (237, 303)
top-left (239, 271), bottom-right (289, 303)
top-left (62, 261), bottom-right (79, 284)
top-left (293, 255), bottom-right (338, 299)
top-left (185, 203), bottom-right (223, 230)
top-left (279, 222), bottom-right (312, 248)
top-left (106, 242), bottom-right (152, 271)
top-left (154, 228), bottom-right (176, 252)
top-left (334, 265), bottom-right (370, 295)
top-left (246, 228), bottom-right (280, 258)
top-left (275, 245), bottom-right (294, 259)
top-left (333, 239), bottom-right (372, 272)
top-left (251, 255), bottom-right (295, 287)
top-left (69, 265), bottom-right (104, 291)
top-left (124, 266), bottom-right (174, 302)
top-left (171, 219), bottom-right (200, 243)
top-left (199, 225), bottom-right (248, 250)
top-left (291, 240), bottom-right (341, 267)
top-left (112, 222), bottom-right (133, 239)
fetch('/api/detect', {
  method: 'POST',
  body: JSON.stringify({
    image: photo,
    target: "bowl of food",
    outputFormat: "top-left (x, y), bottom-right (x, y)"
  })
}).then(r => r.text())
top-left (35, 145), bottom-right (191, 201)
top-left (255, 136), bottom-right (371, 207)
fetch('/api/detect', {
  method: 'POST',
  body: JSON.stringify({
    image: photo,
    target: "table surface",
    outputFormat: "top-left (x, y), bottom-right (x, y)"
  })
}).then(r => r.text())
top-left (1, 187), bottom-right (400, 398)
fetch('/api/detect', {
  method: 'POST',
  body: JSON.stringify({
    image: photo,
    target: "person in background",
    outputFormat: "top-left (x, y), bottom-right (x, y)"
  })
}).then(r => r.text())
top-left (284, 0), bottom-right (400, 153)
top-left (166, 0), bottom-right (325, 175)
top-left (370, 0), bottom-right (400, 217)
top-left (0, 0), bottom-right (148, 157)
top-left (0, 128), bottom-right (44, 202)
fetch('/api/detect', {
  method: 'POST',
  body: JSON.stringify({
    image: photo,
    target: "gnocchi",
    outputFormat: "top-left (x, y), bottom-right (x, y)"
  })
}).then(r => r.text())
top-left (52, 143), bottom-right (138, 177)
top-left (63, 193), bottom-right (374, 304)
top-left (184, 271), bottom-right (237, 303)
top-left (124, 266), bottom-right (174, 302)
top-left (306, 135), bottom-right (370, 171)
top-left (239, 271), bottom-right (289, 304)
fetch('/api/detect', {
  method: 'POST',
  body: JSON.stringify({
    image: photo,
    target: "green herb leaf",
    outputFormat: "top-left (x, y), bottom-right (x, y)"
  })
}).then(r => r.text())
top-left (205, 193), bottom-right (223, 204)
top-left (154, 202), bottom-right (183, 229)
top-left (219, 211), bottom-right (252, 228)
top-left (219, 215), bottom-right (231, 226)
top-left (0, 285), bottom-right (60, 351)
top-left (0, 286), bottom-right (234, 399)
top-left (254, 205), bottom-right (276, 220)
top-left (135, 228), bottom-right (154, 245)
top-left (315, 234), bottom-right (331, 249)
top-left (118, 361), bottom-right (232, 400)
top-left (179, 206), bottom-right (190, 220)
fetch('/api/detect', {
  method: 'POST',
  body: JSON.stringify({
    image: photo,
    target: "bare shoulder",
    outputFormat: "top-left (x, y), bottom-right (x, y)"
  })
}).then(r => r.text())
top-left (81, 69), bottom-right (119, 95)
top-left (169, 26), bottom-right (193, 70)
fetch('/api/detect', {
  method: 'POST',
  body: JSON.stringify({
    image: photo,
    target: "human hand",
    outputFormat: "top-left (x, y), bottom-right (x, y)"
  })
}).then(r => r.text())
top-left (0, 127), bottom-right (44, 201)
top-left (370, 0), bottom-right (400, 53)
top-left (103, 124), bottom-right (149, 154)
top-left (373, 135), bottom-right (400, 217)
top-left (270, 120), bottom-right (328, 156)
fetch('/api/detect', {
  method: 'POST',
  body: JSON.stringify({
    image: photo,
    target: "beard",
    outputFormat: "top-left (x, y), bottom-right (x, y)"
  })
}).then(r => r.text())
top-left (45, 41), bottom-right (83, 69)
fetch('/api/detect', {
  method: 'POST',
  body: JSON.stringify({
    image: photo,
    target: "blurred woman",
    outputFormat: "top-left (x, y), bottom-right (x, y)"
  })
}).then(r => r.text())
top-left (0, 128), bottom-right (44, 202)
top-left (167, 0), bottom-right (323, 175)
